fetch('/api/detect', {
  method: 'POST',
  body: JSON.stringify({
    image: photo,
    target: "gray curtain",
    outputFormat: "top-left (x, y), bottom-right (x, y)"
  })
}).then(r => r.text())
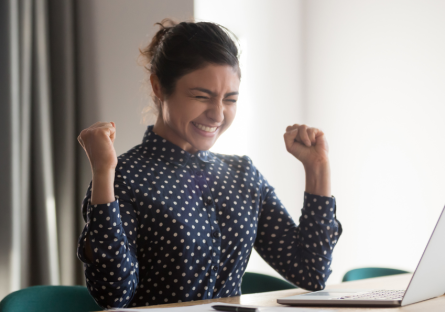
top-left (0, 0), bottom-right (84, 299)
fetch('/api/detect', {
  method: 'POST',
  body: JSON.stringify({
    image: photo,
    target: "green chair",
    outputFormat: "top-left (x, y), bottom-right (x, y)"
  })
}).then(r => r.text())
top-left (241, 272), bottom-right (298, 294)
top-left (342, 267), bottom-right (410, 282)
top-left (0, 285), bottom-right (102, 312)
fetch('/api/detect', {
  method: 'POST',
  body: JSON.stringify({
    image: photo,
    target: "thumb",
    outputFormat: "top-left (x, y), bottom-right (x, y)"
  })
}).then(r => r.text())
top-left (109, 122), bottom-right (116, 143)
top-left (283, 129), bottom-right (298, 152)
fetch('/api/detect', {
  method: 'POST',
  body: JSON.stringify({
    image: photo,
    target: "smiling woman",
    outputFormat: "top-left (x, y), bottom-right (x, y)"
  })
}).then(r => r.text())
top-left (139, 19), bottom-right (241, 154)
top-left (76, 18), bottom-right (342, 309)
top-left (151, 64), bottom-right (239, 153)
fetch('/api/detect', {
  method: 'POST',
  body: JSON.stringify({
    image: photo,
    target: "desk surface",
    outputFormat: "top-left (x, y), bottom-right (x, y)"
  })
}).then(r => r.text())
top-left (109, 274), bottom-right (445, 311)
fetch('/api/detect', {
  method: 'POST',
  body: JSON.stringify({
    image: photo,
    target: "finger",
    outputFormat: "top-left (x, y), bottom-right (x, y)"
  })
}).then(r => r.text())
top-left (286, 124), bottom-right (300, 133)
top-left (109, 122), bottom-right (116, 142)
top-left (283, 128), bottom-right (298, 150)
top-left (307, 128), bottom-right (318, 144)
top-left (92, 122), bottom-right (115, 140)
top-left (90, 121), bottom-right (107, 129)
top-left (315, 128), bottom-right (324, 137)
top-left (77, 134), bottom-right (85, 149)
top-left (90, 121), bottom-right (112, 130)
top-left (298, 125), bottom-right (311, 147)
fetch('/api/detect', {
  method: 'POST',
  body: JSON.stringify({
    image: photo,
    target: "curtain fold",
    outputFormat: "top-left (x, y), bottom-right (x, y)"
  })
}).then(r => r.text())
top-left (19, 0), bottom-right (32, 290)
top-left (48, 0), bottom-right (79, 286)
top-left (34, 0), bottom-right (60, 286)
top-left (0, 0), bottom-right (83, 299)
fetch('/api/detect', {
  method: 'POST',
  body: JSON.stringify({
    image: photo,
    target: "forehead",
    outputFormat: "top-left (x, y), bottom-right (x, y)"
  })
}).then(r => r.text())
top-left (177, 64), bottom-right (240, 92)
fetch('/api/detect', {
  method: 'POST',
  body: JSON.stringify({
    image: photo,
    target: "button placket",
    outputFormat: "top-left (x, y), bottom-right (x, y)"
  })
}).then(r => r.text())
top-left (196, 168), bottom-right (220, 299)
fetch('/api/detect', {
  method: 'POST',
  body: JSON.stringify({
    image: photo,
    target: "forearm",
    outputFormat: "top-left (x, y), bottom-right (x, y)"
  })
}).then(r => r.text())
top-left (286, 193), bottom-right (340, 290)
top-left (91, 169), bottom-right (115, 205)
top-left (304, 161), bottom-right (331, 197)
top-left (254, 192), bottom-right (339, 290)
top-left (83, 236), bottom-right (138, 308)
top-left (77, 199), bottom-right (139, 308)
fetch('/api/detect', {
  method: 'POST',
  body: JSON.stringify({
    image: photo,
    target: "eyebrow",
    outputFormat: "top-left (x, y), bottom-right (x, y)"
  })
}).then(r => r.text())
top-left (189, 87), bottom-right (239, 97)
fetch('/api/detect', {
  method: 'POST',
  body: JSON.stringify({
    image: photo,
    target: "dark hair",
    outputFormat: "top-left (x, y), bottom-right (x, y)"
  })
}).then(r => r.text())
top-left (139, 18), bottom-right (241, 99)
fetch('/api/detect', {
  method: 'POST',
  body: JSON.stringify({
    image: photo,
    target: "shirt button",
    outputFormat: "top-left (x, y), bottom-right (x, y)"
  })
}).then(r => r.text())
top-left (196, 170), bottom-right (203, 177)
top-left (206, 199), bottom-right (212, 206)
top-left (212, 266), bottom-right (218, 271)
top-left (213, 231), bottom-right (220, 238)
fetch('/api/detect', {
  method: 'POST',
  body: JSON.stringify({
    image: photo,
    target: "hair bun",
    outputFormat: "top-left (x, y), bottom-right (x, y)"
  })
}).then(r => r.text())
top-left (139, 18), bottom-right (178, 69)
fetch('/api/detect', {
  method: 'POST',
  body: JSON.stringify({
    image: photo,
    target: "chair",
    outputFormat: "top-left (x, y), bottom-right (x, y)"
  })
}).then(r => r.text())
top-left (241, 272), bottom-right (298, 294)
top-left (342, 267), bottom-right (410, 282)
top-left (0, 285), bottom-right (102, 312)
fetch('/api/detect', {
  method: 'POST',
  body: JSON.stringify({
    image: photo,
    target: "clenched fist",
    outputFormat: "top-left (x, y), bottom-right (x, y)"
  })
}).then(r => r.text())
top-left (78, 121), bottom-right (118, 174)
top-left (283, 124), bottom-right (329, 170)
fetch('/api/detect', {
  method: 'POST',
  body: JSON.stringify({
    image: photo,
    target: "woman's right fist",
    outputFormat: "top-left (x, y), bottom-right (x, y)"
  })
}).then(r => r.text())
top-left (78, 122), bottom-right (117, 174)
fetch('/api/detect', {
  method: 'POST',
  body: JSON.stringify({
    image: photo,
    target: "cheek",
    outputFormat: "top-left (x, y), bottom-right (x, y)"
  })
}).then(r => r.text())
top-left (166, 98), bottom-right (197, 120)
top-left (226, 105), bottom-right (237, 120)
top-left (179, 102), bottom-right (204, 122)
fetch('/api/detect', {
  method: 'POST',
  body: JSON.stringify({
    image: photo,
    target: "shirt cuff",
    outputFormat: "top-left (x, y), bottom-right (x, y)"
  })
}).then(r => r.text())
top-left (303, 191), bottom-right (336, 219)
top-left (86, 199), bottom-right (122, 236)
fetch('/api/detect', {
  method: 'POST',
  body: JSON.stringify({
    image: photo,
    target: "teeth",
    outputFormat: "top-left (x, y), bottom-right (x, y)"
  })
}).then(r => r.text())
top-left (193, 122), bottom-right (217, 132)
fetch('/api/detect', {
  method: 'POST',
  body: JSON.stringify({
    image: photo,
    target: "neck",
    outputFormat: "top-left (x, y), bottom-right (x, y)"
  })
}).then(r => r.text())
top-left (152, 118), bottom-right (199, 154)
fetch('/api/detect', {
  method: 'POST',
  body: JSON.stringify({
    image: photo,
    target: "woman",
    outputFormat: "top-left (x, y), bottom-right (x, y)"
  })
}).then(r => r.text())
top-left (77, 19), bottom-right (342, 309)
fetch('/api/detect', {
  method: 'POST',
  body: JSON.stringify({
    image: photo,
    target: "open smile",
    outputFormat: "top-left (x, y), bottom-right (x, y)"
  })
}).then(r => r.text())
top-left (191, 122), bottom-right (219, 133)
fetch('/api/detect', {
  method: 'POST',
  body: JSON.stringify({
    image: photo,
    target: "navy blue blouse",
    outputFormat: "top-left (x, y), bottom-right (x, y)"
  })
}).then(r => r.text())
top-left (77, 125), bottom-right (342, 309)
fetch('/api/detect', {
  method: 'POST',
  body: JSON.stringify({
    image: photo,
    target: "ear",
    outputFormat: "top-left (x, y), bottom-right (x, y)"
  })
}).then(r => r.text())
top-left (150, 74), bottom-right (164, 101)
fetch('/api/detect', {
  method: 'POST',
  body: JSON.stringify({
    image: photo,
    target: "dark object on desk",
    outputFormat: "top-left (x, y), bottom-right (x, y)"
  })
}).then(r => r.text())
top-left (0, 285), bottom-right (103, 312)
top-left (212, 304), bottom-right (258, 312)
top-left (342, 267), bottom-right (410, 282)
top-left (241, 272), bottom-right (297, 295)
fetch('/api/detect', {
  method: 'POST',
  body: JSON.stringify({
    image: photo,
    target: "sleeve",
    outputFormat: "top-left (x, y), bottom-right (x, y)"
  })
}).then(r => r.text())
top-left (248, 156), bottom-right (343, 291)
top-left (77, 168), bottom-right (140, 309)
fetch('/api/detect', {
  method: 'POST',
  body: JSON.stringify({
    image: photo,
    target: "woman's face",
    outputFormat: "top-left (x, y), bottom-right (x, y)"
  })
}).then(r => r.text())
top-left (152, 64), bottom-right (240, 154)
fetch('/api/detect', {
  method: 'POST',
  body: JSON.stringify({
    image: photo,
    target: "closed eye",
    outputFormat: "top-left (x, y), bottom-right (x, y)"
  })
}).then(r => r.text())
top-left (195, 96), bottom-right (209, 99)
top-left (224, 99), bottom-right (238, 103)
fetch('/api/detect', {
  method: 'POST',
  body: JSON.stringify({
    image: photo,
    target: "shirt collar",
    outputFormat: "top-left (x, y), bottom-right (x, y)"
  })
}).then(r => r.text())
top-left (141, 125), bottom-right (216, 167)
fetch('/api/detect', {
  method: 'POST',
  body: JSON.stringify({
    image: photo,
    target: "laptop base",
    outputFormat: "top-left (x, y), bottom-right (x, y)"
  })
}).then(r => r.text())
top-left (277, 289), bottom-right (402, 307)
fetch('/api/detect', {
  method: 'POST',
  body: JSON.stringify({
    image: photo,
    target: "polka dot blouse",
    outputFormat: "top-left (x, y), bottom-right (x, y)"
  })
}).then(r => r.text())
top-left (77, 125), bottom-right (342, 309)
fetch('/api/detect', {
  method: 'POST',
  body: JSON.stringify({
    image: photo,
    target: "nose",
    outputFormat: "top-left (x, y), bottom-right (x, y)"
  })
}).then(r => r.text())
top-left (207, 99), bottom-right (225, 124)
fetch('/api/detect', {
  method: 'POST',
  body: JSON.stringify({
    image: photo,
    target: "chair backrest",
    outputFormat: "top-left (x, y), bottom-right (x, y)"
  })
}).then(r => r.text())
top-left (0, 285), bottom-right (102, 312)
top-left (342, 267), bottom-right (410, 282)
top-left (241, 272), bottom-right (297, 295)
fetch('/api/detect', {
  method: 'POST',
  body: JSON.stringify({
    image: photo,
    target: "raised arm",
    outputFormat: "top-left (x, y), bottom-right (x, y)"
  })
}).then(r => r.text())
top-left (253, 124), bottom-right (342, 290)
top-left (77, 122), bottom-right (140, 308)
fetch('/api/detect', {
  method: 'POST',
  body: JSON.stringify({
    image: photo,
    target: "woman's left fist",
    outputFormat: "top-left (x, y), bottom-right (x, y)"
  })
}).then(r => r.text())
top-left (283, 124), bottom-right (329, 168)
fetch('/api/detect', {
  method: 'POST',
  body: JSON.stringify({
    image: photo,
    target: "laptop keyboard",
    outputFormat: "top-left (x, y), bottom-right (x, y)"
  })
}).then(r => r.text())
top-left (337, 290), bottom-right (405, 300)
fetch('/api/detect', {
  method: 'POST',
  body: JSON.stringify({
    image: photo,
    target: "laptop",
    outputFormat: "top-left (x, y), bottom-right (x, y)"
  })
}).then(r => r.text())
top-left (277, 205), bottom-right (445, 307)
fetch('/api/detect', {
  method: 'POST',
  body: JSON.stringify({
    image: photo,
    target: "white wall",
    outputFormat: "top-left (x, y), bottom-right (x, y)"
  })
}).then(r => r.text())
top-left (196, 0), bottom-right (445, 286)
top-left (195, 0), bottom-right (305, 280)
top-left (303, 0), bottom-right (445, 284)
